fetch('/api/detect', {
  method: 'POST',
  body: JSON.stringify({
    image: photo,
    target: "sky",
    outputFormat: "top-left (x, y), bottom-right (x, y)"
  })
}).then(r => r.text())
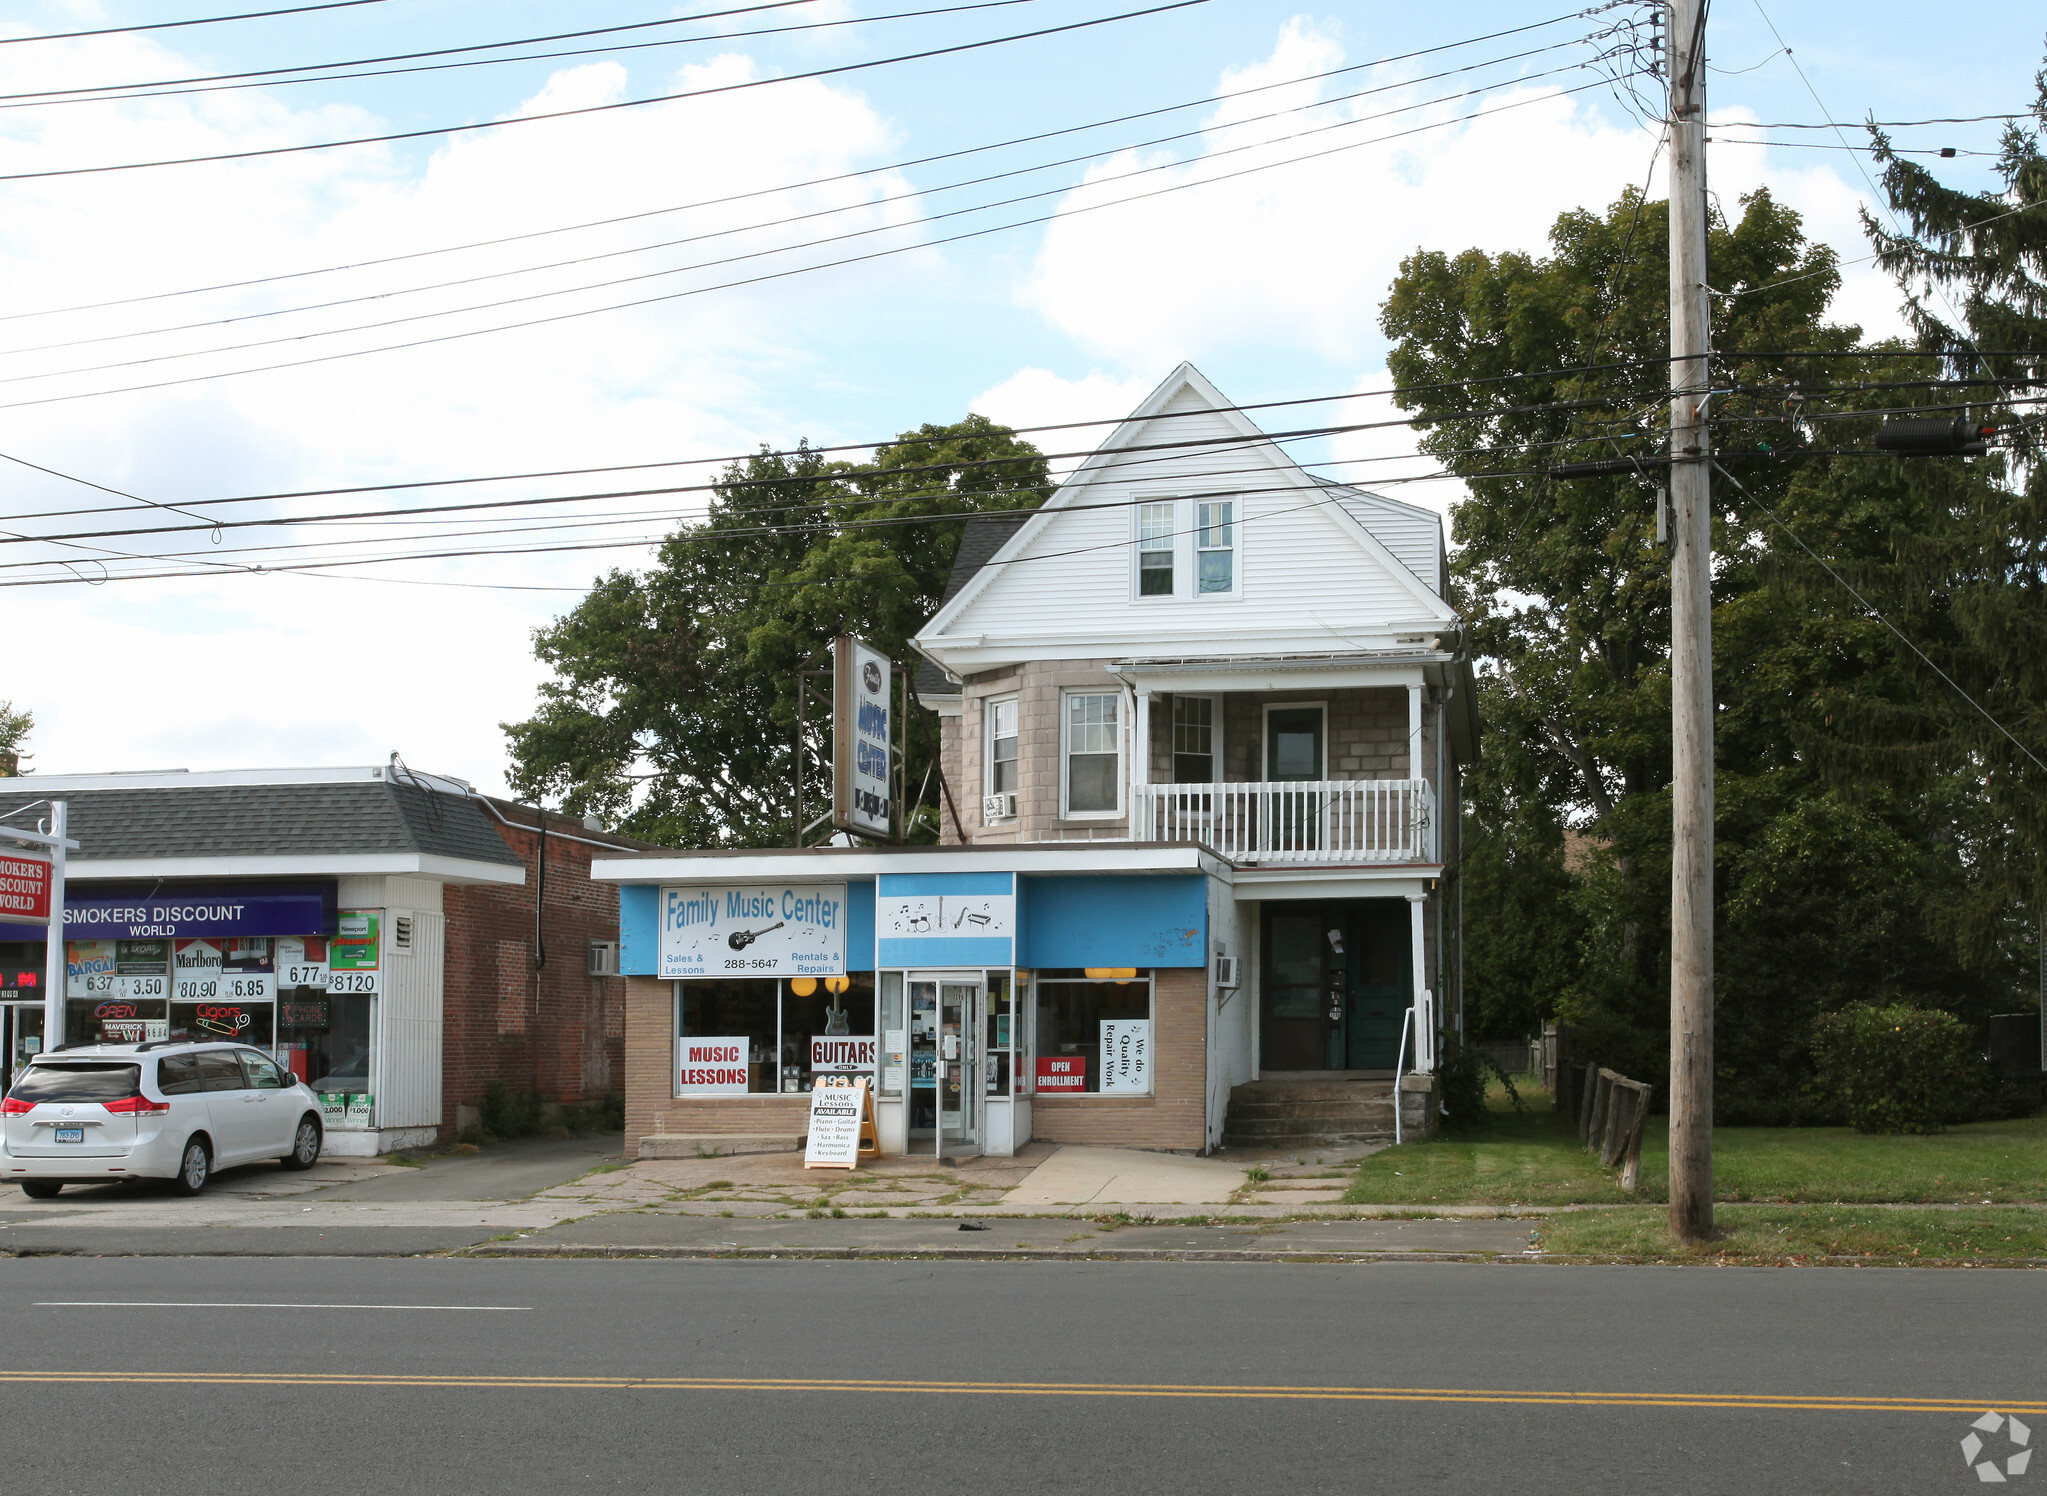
top-left (0, 0), bottom-right (2039, 796)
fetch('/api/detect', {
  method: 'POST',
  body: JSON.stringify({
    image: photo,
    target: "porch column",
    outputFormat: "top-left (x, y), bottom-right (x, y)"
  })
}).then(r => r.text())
top-left (1406, 891), bottom-right (1432, 1071)
top-left (1406, 683), bottom-right (1424, 782)
top-left (1131, 686), bottom-right (1151, 787)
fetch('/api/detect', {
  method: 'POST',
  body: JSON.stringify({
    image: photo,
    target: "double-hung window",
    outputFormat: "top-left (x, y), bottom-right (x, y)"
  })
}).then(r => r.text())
top-left (1138, 502), bottom-right (1175, 596)
top-left (985, 697), bottom-right (1018, 806)
top-left (1171, 695), bottom-right (1216, 784)
top-left (1063, 692), bottom-right (1121, 815)
top-left (1197, 500), bottom-right (1234, 592)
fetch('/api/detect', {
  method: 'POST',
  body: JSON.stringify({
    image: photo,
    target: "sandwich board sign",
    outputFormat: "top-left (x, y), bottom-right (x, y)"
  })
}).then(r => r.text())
top-left (803, 1077), bottom-right (878, 1169)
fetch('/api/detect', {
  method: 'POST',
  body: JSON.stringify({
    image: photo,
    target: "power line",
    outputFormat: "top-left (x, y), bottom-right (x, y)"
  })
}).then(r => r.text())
top-left (0, 0), bottom-right (391, 45)
top-left (0, 0), bottom-right (1077, 114)
top-left (0, 74), bottom-right (1623, 412)
top-left (0, 7), bottom-right (1606, 326)
top-left (0, 49), bottom-right (1613, 379)
top-left (0, 0), bottom-right (818, 104)
top-left (0, 0), bottom-right (1211, 184)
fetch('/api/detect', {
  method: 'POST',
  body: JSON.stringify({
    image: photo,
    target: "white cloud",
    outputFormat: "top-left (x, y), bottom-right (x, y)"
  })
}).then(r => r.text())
top-left (1019, 21), bottom-right (1909, 369)
top-left (970, 365), bottom-right (1159, 473)
top-left (0, 37), bottom-right (938, 794)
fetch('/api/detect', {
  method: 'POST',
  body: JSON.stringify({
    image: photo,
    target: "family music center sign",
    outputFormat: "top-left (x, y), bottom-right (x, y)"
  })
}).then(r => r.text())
top-left (658, 883), bottom-right (847, 977)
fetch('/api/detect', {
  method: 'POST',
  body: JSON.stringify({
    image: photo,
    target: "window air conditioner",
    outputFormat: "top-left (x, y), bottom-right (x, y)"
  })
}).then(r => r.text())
top-left (586, 940), bottom-right (620, 977)
top-left (1214, 955), bottom-right (1240, 990)
top-left (982, 792), bottom-right (1017, 822)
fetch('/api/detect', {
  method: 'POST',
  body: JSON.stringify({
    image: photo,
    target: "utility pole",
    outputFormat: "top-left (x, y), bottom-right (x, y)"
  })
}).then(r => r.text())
top-left (1666, 0), bottom-right (1714, 1242)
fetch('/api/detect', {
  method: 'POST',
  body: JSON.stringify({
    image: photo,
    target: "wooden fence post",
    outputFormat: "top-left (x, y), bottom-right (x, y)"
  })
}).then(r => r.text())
top-left (1619, 1083), bottom-right (1652, 1193)
top-left (1577, 1062), bottom-right (1599, 1142)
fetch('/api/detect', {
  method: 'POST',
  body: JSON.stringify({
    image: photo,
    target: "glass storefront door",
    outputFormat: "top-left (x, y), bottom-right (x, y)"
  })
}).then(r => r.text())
top-left (937, 977), bottom-right (980, 1154)
top-left (3, 1002), bottom-right (46, 1093)
top-left (906, 974), bottom-right (981, 1155)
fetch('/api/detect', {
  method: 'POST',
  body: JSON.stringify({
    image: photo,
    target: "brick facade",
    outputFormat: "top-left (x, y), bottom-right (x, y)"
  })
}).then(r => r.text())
top-left (623, 968), bottom-right (1209, 1156)
top-left (943, 675), bottom-right (1432, 849)
top-left (1029, 966), bottom-right (1207, 1151)
top-left (441, 803), bottom-right (635, 1140)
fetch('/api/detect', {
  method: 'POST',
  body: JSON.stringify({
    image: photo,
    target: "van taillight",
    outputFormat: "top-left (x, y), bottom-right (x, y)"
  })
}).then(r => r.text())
top-left (0, 1097), bottom-right (31, 1115)
top-left (101, 1096), bottom-right (171, 1116)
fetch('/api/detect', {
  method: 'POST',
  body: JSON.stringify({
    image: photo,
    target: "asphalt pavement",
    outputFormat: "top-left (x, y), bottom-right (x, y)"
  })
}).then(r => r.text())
top-left (0, 1255), bottom-right (2035, 1494)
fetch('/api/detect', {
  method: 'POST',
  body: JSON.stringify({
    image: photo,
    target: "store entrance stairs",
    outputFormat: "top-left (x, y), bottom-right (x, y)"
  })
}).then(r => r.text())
top-left (1222, 1074), bottom-right (1397, 1151)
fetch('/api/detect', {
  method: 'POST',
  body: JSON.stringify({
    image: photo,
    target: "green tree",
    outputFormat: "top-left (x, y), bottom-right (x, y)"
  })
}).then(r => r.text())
top-left (503, 417), bottom-right (1049, 847)
top-left (0, 700), bottom-right (30, 774)
top-left (1384, 188), bottom-right (2024, 1118)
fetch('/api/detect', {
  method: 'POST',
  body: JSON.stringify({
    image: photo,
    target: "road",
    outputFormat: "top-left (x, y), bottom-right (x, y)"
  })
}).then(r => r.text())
top-left (0, 1256), bottom-right (2035, 1493)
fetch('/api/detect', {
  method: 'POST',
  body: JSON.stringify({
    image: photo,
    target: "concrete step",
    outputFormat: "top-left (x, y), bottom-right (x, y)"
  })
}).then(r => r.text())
top-left (1230, 1083), bottom-right (1398, 1104)
top-left (1227, 1099), bottom-right (1396, 1121)
top-left (1226, 1114), bottom-right (1389, 1138)
top-left (1222, 1132), bottom-right (1390, 1152)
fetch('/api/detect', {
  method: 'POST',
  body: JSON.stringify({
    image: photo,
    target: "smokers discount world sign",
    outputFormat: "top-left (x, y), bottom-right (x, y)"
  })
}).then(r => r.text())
top-left (658, 883), bottom-right (847, 977)
top-left (0, 853), bottom-right (51, 924)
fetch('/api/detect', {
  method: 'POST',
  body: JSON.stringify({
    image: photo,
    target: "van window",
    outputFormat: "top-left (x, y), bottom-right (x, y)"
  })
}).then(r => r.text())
top-left (196, 1052), bottom-right (245, 1093)
top-left (157, 1055), bottom-right (203, 1096)
top-left (240, 1052), bottom-right (285, 1090)
top-left (10, 1063), bottom-right (142, 1103)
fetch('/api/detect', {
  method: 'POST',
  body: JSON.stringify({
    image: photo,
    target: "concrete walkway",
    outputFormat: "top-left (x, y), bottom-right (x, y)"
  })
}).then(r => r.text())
top-left (1000, 1144), bottom-right (1248, 1206)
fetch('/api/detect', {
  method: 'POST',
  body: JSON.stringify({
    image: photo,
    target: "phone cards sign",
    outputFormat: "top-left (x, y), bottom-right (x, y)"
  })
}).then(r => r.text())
top-left (658, 884), bottom-right (847, 977)
top-left (676, 1036), bottom-right (752, 1096)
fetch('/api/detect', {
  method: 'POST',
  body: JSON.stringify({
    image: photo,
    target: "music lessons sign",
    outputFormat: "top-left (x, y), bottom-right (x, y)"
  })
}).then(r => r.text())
top-left (657, 883), bottom-right (847, 978)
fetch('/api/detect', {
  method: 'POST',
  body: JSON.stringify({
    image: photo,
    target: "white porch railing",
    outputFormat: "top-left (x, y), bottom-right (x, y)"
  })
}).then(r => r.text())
top-left (1129, 779), bottom-right (1437, 864)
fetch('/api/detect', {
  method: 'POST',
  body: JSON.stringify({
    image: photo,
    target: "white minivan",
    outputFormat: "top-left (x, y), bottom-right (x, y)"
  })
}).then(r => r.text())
top-left (2, 1041), bottom-right (323, 1197)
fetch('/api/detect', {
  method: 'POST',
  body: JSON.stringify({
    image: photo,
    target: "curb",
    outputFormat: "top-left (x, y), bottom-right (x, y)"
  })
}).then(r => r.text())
top-left (457, 1243), bottom-right (1506, 1264)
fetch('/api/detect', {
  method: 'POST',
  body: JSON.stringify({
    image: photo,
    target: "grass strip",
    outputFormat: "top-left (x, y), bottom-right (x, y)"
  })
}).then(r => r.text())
top-left (1348, 1088), bottom-right (2047, 1206)
top-left (1530, 1205), bottom-right (2047, 1263)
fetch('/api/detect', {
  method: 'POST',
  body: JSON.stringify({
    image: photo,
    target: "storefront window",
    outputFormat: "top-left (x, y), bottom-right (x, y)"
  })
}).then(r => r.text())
top-left (676, 976), bottom-right (878, 1095)
top-left (780, 975), bottom-right (876, 1093)
top-left (984, 970), bottom-right (1012, 1098)
top-left (279, 990), bottom-right (372, 1093)
top-left (878, 973), bottom-right (905, 1097)
top-left (677, 979), bottom-right (781, 1093)
top-left (1034, 970), bottom-right (1154, 1095)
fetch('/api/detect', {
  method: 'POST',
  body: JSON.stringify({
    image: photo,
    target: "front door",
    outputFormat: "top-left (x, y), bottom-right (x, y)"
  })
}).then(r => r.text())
top-left (907, 975), bottom-right (980, 1154)
top-left (1265, 707), bottom-right (1325, 850)
top-left (1260, 903), bottom-right (1409, 1071)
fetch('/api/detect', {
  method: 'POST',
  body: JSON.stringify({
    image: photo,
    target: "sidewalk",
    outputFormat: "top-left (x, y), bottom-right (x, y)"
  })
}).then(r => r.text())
top-left (0, 1135), bottom-right (1534, 1258)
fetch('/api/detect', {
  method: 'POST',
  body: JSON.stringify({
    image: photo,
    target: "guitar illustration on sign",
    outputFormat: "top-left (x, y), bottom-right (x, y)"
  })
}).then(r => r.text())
top-left (727, 922), bottom-right (786, 951)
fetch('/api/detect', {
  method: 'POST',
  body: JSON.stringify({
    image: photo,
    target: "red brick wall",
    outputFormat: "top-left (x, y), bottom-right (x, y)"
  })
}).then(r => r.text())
top-left (441, 809), bottom-right (629, 1140)
top-left (1028, 967), bottom-right (1208, 1152)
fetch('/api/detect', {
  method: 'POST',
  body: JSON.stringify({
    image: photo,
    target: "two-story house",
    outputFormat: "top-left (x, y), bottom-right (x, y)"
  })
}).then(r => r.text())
top-left (596, 364), bottom-right (1475, 1158)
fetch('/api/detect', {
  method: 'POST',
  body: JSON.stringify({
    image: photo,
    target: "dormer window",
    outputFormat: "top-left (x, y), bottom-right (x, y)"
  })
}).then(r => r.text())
top-left (1138, 503), bottom-right (1175, 596)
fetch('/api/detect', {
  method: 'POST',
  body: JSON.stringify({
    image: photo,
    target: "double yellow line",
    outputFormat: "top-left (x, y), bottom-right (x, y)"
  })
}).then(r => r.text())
top-left (0, 1371), bottom-right (2033, 1413)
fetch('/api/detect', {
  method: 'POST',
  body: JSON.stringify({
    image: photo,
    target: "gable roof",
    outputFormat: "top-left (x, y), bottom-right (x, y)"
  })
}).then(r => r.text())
top-left (916, 363), bottom-right (1457, 673)
top-left (913, 511), bottom-right (1031, 699)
